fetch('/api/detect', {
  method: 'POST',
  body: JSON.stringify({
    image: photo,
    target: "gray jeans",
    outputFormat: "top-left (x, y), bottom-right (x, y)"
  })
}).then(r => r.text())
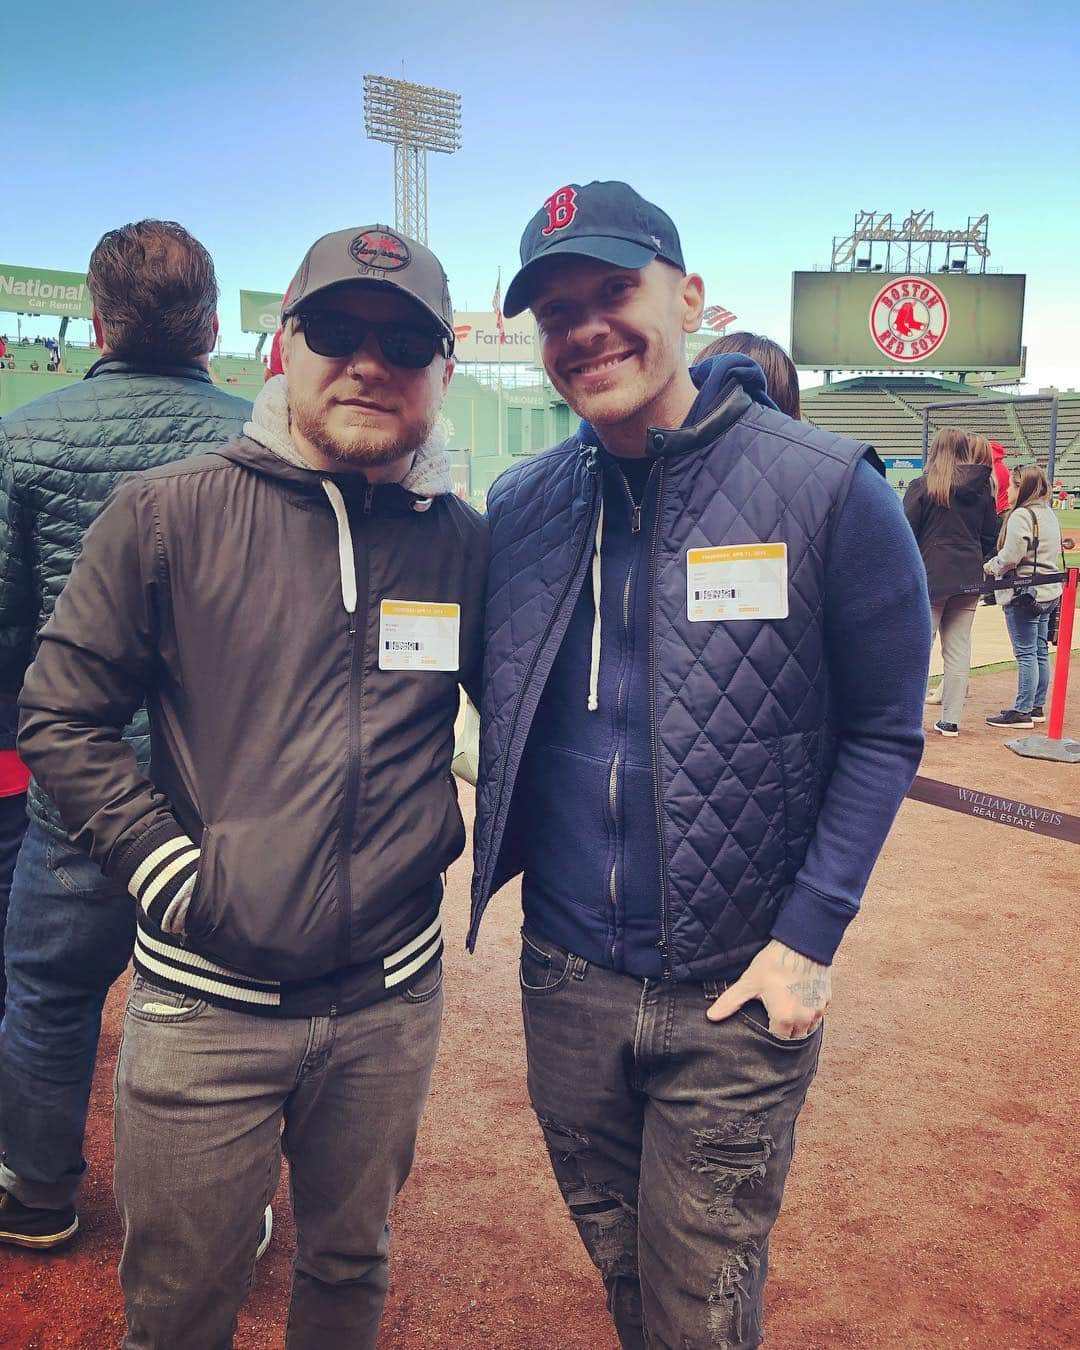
top-left (114, 965), bottom-right (443, 1350)
top-left (520, 930), bottom-right (822, 1350)
top-left (930, 594), bottom-right (980, 726)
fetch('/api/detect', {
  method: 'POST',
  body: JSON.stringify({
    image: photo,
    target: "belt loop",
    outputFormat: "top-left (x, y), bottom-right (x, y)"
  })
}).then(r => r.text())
top-left (572, 955), bottom-right (588, 980)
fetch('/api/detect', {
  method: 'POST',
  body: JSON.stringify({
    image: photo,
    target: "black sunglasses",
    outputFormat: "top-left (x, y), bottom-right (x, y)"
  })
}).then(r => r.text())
top-left (295, 310), bottom-right (453, 369)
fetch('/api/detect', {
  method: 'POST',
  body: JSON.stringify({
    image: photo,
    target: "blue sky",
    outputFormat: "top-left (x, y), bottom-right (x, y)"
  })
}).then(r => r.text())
top-left (5, 0), bottom-right (1078, 388)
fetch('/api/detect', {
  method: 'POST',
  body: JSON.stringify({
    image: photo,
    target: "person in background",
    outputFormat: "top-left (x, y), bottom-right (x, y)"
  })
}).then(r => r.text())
top-left (984, 465), bottom-right (1064, 729)
top-left (974, 438), bottom-right (1011, 607)
top-left (904, 428), bottom-right (999, 736)
top-left (0, 220), bottom-right (251, 1251)
top-left (697, 330), bottom-right (801, 419)
top-left (0, 702), bottom-right (28, 1016)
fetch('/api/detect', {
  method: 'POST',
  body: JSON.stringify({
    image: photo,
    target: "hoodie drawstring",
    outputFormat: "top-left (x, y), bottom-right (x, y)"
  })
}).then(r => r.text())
top-left (587, 495), bottom-right (605, 712)
top-left (319, 480), bottom-right (358, 615)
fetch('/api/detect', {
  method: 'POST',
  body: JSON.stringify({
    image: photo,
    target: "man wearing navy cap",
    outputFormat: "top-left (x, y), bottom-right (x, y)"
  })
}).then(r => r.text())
top-left (470, 182), bottom-right (930, 1346)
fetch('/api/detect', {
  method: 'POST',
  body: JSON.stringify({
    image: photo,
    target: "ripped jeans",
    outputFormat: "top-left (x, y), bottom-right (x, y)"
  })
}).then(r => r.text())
top-left (520, 929), bottom-right (822, 1350)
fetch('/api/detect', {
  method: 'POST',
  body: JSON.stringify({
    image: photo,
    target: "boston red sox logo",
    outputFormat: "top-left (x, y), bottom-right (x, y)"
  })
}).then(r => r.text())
top-left (541, 185), bottom-right (578, 236)
top-left (869, 276), bottom-right (949, 362)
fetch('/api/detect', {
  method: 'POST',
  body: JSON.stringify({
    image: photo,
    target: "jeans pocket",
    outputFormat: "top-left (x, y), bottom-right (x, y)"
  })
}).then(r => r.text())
top-left (45, 837), bottom-right (108, 897)
top-left (398, 957), bottom-right (444, 1005)
top-left (735, 997), bottom-right (823, 1051)
top-left (126, 973), bottom-right (208, 1024)
top-left (519, 930), bottom-right (575, 995)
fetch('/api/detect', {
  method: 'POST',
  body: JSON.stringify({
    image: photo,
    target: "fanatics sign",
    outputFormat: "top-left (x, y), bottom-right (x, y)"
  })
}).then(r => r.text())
top-left (451, 311), bottom-right (538, 364)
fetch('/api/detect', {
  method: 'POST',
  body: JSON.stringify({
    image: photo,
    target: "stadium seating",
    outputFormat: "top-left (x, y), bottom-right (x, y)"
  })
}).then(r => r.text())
top-left (802, 377), bottom-right (1080, 493)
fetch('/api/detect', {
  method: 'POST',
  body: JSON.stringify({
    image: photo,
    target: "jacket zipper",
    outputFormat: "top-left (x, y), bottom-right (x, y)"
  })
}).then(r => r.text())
top-left (647, 460), bottom-right (673, 979)
top-left (608, 460), bottom-right (656, 967)
top-left (337, 486), bottom-right (374, 964)
top-left (474, 463), bottom-right (602, 917)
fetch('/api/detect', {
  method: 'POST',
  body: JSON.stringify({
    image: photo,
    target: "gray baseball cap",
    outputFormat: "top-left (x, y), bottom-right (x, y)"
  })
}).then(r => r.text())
top-left (281, 225), bottom-right (454, 340)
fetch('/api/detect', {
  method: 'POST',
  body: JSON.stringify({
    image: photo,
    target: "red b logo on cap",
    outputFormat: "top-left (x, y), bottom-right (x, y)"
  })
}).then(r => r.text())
top-left (541, 186), bottom-right (578, 236)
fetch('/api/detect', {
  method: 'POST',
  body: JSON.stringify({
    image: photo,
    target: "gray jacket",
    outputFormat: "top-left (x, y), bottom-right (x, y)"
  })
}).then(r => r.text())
top-left (987, 503), bottom-right (1064, 605)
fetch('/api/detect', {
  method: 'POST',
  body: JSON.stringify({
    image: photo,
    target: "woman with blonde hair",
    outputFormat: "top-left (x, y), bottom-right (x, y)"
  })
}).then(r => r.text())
top-left (904, 428), bottom-right (1000, 735)
top-left (983, 465), bottom-right (1065, 728)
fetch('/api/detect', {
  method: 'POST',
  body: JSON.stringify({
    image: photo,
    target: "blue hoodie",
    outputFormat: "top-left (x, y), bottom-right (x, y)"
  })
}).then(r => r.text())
top-left (515, 354), bottom-right (929, 977)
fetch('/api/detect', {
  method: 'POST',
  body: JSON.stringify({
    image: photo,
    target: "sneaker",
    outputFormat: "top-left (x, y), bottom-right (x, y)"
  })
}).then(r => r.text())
top-left (934, 721), bottom-right (959, 737)
top-left (255, 1205), bottom-right (273, 1262)
top-left (1031, 706), bottom-right (1046, 723)
top-left (986, 709), bottom-right (1035, 728)
top-left (0, 1187), bottom-right (79, 1250)
top-left (925, 684), bottom-right (943, 704)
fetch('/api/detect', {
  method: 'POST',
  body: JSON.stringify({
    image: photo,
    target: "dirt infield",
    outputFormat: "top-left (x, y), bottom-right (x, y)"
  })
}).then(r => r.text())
top-left (1, 665), bottom-right (1077, 1349)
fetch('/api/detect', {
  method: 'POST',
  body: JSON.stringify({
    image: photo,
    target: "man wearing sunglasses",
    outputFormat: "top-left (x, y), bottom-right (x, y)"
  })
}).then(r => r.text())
top-left (17, 225), bottom-right (487, 1348)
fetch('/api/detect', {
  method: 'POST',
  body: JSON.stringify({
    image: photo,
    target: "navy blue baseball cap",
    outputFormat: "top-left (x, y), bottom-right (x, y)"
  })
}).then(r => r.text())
top-left (503, 180), bottom-right (685, 318)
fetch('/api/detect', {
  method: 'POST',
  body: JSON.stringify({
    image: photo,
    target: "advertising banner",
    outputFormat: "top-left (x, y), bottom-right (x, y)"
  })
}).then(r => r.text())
top-left (791, 271), bottom-right (1025, 371)
top-left (240, 290), bottom-right (285, 334)
top-left (0, 265), bottom-right (92, 319)
top-left (452, 311), bottom-right (536, 364)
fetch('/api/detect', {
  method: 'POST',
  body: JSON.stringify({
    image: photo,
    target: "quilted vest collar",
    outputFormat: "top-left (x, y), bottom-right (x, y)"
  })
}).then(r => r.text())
top-left (83, 356), bottom-right (213, 384)
top-left (643, 379), bottom-right (752, 459)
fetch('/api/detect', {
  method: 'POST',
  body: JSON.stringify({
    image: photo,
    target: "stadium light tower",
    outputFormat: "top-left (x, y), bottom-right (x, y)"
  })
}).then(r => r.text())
top-left (363, 74), bottom-right (462, 244)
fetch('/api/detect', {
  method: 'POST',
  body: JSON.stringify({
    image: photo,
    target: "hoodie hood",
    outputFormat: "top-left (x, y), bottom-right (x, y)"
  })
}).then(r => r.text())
top-left (575, 353), bottom-right (776, 451)
top-left (952, 461), bottom-right (993, 503)
top-left (241, 374), bottom-right (454, 503)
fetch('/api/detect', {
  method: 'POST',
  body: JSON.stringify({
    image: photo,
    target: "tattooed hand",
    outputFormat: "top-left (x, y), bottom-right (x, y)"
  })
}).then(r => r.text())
top-left (706, 940), bottom-right (832, 1039)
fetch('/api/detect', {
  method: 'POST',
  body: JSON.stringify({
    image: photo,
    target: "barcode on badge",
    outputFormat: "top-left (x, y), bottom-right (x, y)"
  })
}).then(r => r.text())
top-left (385, 640), bottom-right (421, 652)
top-left (694, 588), bottom-right (740, 601)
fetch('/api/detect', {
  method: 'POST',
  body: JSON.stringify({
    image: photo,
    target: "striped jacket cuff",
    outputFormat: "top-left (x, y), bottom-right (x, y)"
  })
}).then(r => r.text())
top-left (115, 823), bottom-right (201, 928)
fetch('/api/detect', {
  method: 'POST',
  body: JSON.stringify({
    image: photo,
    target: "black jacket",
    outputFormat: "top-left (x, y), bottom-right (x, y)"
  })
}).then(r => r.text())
top-left (903, 465), bottom-right (999, 600)
top-left (18, 435), bottom-right (488, 1016)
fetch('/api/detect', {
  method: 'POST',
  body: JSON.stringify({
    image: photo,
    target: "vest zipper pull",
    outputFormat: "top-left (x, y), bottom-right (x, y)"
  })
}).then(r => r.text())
top-left (631, 504), bottom-right (642, 534)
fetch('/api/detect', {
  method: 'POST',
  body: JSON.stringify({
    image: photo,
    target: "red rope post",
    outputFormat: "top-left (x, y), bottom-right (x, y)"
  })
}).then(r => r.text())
top-left (1047, 566), bottom-right (1078, 741)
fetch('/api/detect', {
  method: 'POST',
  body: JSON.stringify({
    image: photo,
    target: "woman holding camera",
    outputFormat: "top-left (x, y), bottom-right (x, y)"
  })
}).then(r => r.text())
top-left (983, 465), bottom-right (1065, 729)
top-left (904, 428), bottom-right (1000, 736)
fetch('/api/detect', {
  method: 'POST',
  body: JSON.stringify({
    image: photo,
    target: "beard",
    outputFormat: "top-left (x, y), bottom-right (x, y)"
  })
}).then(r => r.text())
top-left (288, 391), bottom-right (437, 469)
top-left (551, 335), bottom-right (682, 430)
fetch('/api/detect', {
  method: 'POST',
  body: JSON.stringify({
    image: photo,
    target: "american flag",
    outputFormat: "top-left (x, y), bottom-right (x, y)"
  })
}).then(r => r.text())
top-left (703, 304), bottom-right (738, 332)
top-left (492, 274), bottom-right (507, 344)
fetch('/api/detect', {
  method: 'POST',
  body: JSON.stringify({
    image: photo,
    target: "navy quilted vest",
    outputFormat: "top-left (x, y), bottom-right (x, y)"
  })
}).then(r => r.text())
top-left (470, 379), bottom-right (877, 981)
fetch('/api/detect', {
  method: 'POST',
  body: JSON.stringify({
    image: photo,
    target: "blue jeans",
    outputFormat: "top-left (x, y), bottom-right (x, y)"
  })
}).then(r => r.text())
top-left (0, 817), bottom-right (134, 1208)
top-left (520, 929), bottom-right (822, 1350)
top-left (0, 791), bottom-right (29, 1014)
top-left (1003, 603), bottom-right (1051, 714)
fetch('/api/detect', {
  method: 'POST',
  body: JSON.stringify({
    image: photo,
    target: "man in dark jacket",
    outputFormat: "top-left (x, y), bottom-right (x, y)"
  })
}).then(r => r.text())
top-left (0, 220), bottom-right (250, 1250)
top-left (18, 224), bottom-right (486, 1348)
top-left (471, 182), bottom-right (931, 1348)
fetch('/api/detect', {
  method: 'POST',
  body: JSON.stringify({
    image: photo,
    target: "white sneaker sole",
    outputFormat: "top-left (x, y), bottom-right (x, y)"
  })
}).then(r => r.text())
top-left (0, 1214), bottom-right (79, 1249)
top-left (255, 1205), bottom-right (273, 1262)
